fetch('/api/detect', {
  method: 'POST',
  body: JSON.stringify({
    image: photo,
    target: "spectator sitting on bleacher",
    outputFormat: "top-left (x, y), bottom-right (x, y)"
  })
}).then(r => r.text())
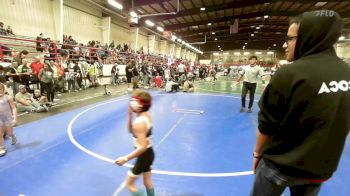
top-left (15, 85), bottom-right (47, 113)
top-left (6, 26), bottom-right (14, 35)
top-left (14, 50), bottom-right (28, 65)
top-left (0, 22), bottom-right (7, 35)
top-left (36, 33), bottom-right (45, 52)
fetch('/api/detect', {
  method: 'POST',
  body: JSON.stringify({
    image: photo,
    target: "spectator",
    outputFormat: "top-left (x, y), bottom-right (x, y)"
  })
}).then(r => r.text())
top-left (88, 61), bottom-right (98, 88)
top-left (183, 80), bottom-right (194, 92)
top-left (125, 62), bottom-right (133, 91)
top-left (131, 62), bottom-right (139, 89)
top-left (6, 62), bottom-right (20, 97)
top-left (17, 58), bottom-right (31, 89)
top-left (111, 63), bottom-right (118, 85)
top-left (14, 50), bottom-right (28, 65)
top-left (30, 56), bottom-right (44, 88)
top-left (0, 65), bottom-right (6, 84)
top-left (65, 62), bottom-right (76, 92)
top-left (32, 89), bottom-right (49, 107)
top-left (0, 22), bottom-right (7, 35)
top-left (36, 33), bottom-right (45, 52)
top-left (39, 63), bottom-right (55, 105)
top-left (73, 62), bottom-right (82, 90)
top-left (251, 11), bottom-right (350, 195)
top-left (6, 26), bottom-right (14, 35)
top-left (141, 63), bottom-right (150, 89)
top-left (15, 85), bottom-right (47, 113)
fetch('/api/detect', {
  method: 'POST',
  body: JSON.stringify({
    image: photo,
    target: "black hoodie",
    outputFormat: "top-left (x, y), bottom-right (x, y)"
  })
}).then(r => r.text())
top-left (258, 10), bottom-right (350, 179)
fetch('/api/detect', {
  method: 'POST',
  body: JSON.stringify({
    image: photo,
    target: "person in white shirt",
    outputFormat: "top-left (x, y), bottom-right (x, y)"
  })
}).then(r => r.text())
top-left (237, 56), bottom-right (263, 113)
top-left (178, 62), bottom-right (186, 77)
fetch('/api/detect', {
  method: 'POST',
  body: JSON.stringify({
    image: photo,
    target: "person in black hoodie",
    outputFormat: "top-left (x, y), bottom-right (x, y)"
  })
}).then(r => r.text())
top-left (251, 10), bottom-right (350, 196)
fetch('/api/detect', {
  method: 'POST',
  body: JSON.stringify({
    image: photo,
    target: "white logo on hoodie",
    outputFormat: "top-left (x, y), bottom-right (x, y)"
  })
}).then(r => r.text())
top-left (318, 81), bottom-right (350, 94)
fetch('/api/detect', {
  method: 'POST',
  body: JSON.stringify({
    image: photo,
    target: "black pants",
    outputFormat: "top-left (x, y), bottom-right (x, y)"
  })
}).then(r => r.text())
top-left (40, 81), bottom-right (54, 102)
top-left (251, 159), bottom-right (322, 196)
top-left (241, 82), bottom-right (257, 109)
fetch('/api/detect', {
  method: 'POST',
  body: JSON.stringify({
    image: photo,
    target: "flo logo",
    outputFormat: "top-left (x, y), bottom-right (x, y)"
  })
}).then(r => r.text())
top-left (315, 10), bottom-right (335, 17)
top-left (318, 80), bottom-right (350, 94)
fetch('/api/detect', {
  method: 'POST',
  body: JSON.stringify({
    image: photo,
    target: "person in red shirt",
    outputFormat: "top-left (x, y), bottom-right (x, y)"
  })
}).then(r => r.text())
top-left (30, 56), bottom-right (44, 76)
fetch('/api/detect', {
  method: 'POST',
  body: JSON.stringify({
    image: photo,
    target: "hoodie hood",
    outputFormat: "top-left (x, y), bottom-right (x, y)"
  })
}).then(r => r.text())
top-left (294, 10), bottom-right (343, 60)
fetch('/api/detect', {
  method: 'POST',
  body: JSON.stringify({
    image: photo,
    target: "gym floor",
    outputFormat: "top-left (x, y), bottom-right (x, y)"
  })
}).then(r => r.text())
top-left (1, 77), bottom-right (349, 196)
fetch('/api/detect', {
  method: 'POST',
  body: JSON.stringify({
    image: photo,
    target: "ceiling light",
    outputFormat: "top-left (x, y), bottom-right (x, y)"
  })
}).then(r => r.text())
top-left (108, 0), bottom-right (123, 10)
top-left (251, 34), bottom-right (254, 36)
top-left (256, 27), bottom-right (260, 30)
top-left (207, 23), bottom-right (212, 26)
top-left (264, 15), bottom-right (269, 19)
top-left (234, 52), bottom-right (241, 56)
top-left (256, 17), bottom-right (261, 20)
top-left (339, 36), bottom-right (345, 41)
top-left (200, 7), bottom-right (206, 11)
top-left (223, 52), bottom-right (229, 55)
top-left (212, 32), bottom-right (215, 35)
top-left (251, 25), bottom-right (255, 28)
top-left (145, 20), bottom-right (155, 27)
top-left (218, 45), bottom-right (220, 47)
top-left (245, 43), bottom-right (248, 45)
top-left (157, 26), bottom-right (164, 32)
top-left (273, 43), bottom-right (277, 46)
top-left (130, 11), bottom-right (138, 18)
top-left (243, 52), bottom-right (250, 55)
top-left (255, 51), bottom-right (262, 55)
top-left (214, 38), bottom-right (218, 41)
top-left (267, 51), bottom-right (274, 55)
top-left (213, 52), bottom-right (219, 56)
top-left (315, 2), bottom-right (328, 7)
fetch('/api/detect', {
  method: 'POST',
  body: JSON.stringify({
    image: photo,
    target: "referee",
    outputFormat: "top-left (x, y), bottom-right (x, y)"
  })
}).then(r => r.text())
top-left (237, 56), bottom-right (263, 113)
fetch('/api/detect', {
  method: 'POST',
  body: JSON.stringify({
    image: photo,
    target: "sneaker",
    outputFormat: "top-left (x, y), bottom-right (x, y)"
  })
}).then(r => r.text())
top-left (0, 146), bottom-right (7, 156)
top-left (247, 108), bottom-right (253, 113)
top-left (240, 107), bottom-right (245, 112)
top-left (10, 135), bottom-right (17, 145)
